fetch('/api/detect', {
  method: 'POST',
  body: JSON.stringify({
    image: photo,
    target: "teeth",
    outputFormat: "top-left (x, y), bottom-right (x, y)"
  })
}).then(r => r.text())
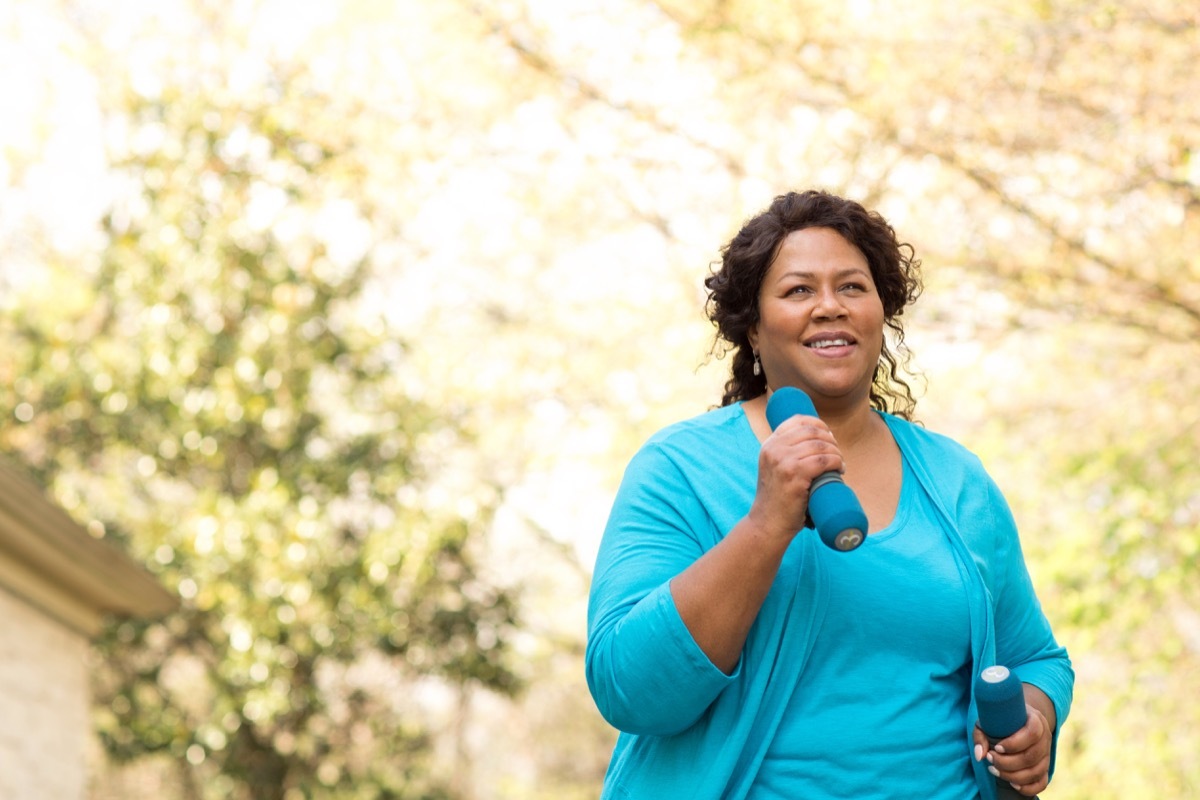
top-left (810, 339), bottom-right (849, 349)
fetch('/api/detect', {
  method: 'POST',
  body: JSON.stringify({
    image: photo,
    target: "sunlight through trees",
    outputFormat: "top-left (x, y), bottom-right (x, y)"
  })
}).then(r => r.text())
top-left (1, 1), bottom-right (1196, 797)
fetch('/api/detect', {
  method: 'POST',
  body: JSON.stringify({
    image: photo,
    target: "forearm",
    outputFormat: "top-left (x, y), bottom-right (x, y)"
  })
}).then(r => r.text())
top-left (1023, 683), bottom-right (1057, 735)
top-left (670, 515), bottom-right (791, 674)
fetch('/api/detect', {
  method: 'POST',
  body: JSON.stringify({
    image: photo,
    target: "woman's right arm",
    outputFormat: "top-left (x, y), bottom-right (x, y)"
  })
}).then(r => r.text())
top-left (585, 416), bottom-right (841, 733)
top-left (670, 415), bottom-right (841, 672)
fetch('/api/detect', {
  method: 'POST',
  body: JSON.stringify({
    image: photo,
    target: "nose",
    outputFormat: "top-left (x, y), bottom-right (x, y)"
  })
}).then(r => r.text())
top-left (813, 286), bottom-right (847, 319)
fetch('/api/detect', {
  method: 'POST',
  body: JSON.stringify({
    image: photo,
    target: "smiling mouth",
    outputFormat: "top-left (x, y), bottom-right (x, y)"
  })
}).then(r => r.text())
top-left (806, 337), bottom-right (854, 349)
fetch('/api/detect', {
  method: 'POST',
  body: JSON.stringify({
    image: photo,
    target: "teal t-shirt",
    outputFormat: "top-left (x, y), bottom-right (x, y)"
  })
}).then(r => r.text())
top-left (749, 455), bottom-right (979, 800)
top-left (587, 404), bottom-right (1073, 800)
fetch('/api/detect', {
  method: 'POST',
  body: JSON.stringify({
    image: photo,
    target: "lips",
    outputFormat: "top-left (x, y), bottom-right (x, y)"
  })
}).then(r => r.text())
top-left (804, 332), bottom-right (857, 350)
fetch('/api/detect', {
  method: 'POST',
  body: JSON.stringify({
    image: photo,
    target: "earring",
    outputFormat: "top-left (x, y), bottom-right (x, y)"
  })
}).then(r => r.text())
top-left (752, 352), bottom-right (761, 376)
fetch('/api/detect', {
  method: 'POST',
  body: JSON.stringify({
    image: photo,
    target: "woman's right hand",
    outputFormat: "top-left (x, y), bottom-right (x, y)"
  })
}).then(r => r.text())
top-left (748, 414), bottom-right (846, 543)
top-left (667, 412), bottom-right (845, 674)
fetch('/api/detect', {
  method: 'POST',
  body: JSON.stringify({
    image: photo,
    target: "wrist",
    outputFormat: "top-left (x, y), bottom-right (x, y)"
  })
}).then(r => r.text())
top-left (1022, 683), bottom-right (1057, 733)
top-left (744, 507), bottom-right (804, 546)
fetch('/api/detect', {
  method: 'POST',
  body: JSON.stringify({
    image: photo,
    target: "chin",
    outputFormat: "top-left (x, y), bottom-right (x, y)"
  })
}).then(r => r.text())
top-left (801, 381), bottom-right (873, 405)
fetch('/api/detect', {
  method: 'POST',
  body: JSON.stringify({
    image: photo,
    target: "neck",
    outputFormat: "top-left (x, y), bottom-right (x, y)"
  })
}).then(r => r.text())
top-left (809, 398), bottom-right (878, 452)
top-left (743, 388), bottom-right (880, 448)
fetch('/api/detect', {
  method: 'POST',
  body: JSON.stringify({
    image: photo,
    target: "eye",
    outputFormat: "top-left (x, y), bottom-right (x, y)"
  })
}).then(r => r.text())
top-left (785, 284), bottom-right (812, 296)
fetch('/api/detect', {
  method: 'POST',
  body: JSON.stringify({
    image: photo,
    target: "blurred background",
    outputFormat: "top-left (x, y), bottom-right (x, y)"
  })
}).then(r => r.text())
top-left (0, 0), bottom-right (1196, 798)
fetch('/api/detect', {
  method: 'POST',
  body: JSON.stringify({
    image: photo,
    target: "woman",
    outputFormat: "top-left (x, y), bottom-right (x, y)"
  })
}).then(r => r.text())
top-left (585, 190), bottom-right (1073, 799)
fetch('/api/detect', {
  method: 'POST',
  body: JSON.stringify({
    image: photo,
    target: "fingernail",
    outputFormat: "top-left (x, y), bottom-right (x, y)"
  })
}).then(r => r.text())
top-left (987, 766), bottom-right (1000, 778)
top-left (995, 744), bottom-right (1007, 754)
top-left (974, 744), bottom-right (983, 761)
top-left (1011, 783), bottom-right (1021, 790)
top-left (986, 753), bottom-right (994, 764)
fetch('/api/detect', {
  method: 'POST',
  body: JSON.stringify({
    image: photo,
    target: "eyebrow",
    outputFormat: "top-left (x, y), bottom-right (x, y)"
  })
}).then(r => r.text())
top-left (771, 267), bottom-right (871, 283)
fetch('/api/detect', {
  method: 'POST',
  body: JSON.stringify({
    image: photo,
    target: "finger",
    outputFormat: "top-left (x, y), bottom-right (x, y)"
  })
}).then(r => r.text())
top-left (990, 773), bottom-right (1048, 800)
top-left (971, 725), bottom-right (989, 762)
top-left (760, 451), bottom-right (844, 490)
top-left (994, 704), bottom-right (1048, 758)
top-left (770, 416), bottom-right (838, 448)
top-left (1009, 773), bottom-right (1050, 797)
top-left (761, 440), bottom-right (845, 482)
top-left (989, 743), bottom-right (1050, 777)
top-left (773, 414), bottom-right (830, 434)
top-left (763, 418), bottom-right (837, 451)
top-left (989, 750), bottom-right (1050, 791)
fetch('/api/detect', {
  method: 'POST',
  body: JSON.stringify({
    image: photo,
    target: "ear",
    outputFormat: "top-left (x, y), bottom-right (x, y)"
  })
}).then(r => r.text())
top-left (746, 323), bottom-right (759, 354)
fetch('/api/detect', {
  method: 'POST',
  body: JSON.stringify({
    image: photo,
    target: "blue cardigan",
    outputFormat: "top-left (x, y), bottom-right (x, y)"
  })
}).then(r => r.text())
top-left (586, 404), bottom-right (1073, 799)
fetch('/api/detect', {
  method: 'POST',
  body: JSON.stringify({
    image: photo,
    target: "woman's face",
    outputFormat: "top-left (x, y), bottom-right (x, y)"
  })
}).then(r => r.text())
top-left (748, 227), bottom-right (885, 408)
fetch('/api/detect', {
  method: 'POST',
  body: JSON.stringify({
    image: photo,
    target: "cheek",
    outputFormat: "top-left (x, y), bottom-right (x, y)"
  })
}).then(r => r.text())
top-left (863, 307), bottom-right (887, 355)
top-left (869, 300), bottom-right (887, 331)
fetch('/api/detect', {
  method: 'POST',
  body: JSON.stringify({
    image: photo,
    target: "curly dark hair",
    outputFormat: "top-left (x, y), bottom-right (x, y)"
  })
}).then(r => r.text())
top-left (705, 190), bottom-right (923, 418)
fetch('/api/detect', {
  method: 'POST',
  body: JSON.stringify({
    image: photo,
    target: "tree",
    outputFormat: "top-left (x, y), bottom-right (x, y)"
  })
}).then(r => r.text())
top-left (0, 12), bottom-right (519, 798)
top-left (5, 0), bottom-right (1197, 797)
top-left (468, 1), bottom-right (1200, 795)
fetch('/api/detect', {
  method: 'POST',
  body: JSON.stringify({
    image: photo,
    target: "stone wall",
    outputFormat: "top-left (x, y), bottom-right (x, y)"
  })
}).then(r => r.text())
top-left (0, 585), bottom-right (89, 800)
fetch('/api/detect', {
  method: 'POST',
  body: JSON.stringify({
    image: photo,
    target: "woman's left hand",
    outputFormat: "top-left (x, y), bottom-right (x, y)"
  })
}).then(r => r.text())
top-left (972, 701), bottom-right (1053, 796)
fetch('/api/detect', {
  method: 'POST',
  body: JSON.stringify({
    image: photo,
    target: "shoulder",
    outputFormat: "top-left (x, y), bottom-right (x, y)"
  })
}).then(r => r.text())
top-left (882, 412), bottom-right (1006, 529)
top-left (619, 403), bottom-right (755, 492)
top-left (642, 403), bottom-right (748, 452)
top-left (881, 412), bottom-right (985, 476)
top-left (884, 412), bottom-right (1016, 548)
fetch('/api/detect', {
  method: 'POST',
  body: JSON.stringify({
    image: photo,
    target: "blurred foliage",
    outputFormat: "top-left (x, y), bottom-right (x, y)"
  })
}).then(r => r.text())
top-left (2, 0), bottom-right (1198, 798)
top-left (0, 20), bottom-right (520, 800)
top-left (473, 5), bottom-right (1200, 792)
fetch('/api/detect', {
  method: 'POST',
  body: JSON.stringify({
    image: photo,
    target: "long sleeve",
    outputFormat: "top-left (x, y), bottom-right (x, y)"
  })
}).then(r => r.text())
top-left (981, 474), bottom-right (1074, 775)
top-left (885, 413), bottom-right (1075, 785)
top-left (588, 409), bottom-right (1076, 799)
top-left (585, 442), bottom-right (740, 735)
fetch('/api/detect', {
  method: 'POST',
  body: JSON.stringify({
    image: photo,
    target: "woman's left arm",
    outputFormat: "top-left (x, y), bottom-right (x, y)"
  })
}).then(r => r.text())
top-left (981, 475), bottom-right (1074, 790)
